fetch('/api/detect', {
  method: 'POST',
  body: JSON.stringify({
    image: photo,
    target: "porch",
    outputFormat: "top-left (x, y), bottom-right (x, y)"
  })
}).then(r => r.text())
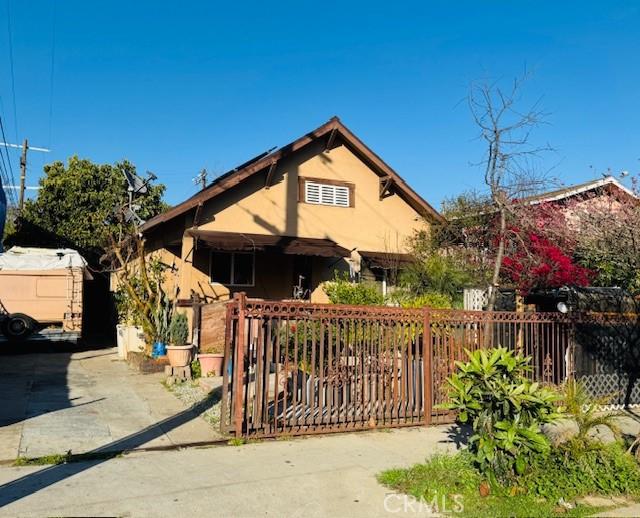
top-left (183, 229), bottom-right (352, 302)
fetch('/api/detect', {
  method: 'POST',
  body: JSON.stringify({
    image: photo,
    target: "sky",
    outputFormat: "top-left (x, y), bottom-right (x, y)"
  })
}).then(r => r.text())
top-left (0, 1), bottom-right (639, 209)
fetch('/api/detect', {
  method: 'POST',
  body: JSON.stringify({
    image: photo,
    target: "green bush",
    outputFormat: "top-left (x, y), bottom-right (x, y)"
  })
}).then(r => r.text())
top-left (323, 272), bottom-right (384, 305)
top-left (399, 291), bottom-right (453, 309)
top-left (443, 348), bottom-right (561, 484)
top-left (169, 312), bottom-right (189, 346)
top-left (527, 441), bottom-right (640, 501)
top-left (190, 359), bottom-right (201, 379)
top-left (398, 252), bottom-right (471, 304)
top-left (562, 378), bottom-right (622, 447)
top-left (379, 446), bottom-right (640, 516)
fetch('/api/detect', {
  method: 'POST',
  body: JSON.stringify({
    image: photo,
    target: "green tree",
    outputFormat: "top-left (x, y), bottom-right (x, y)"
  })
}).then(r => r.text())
top-left (6, 156), bottom-right (166, 263)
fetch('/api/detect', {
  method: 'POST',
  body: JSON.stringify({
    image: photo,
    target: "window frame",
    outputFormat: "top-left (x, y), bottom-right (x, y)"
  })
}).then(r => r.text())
top-left (298, 176), bottom-right (355, 208)
top-left (209, 250), bottom-right (256, 287)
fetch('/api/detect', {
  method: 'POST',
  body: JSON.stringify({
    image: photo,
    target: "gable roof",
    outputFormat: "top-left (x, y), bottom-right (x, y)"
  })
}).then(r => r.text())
top-left (141, 117), bottom-right (444, 233)
top-left (519, 176), bottom-right (637, 205)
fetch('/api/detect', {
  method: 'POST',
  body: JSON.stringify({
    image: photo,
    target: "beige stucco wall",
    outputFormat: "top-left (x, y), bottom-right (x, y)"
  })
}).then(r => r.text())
top-left (143, 140), bottom-right (430, 305)
top-left (198, 140), bottom-right (426, 252)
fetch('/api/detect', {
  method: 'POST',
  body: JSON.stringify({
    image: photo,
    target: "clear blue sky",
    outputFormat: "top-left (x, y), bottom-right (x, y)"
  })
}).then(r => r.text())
top-left (1, 1), bottom-right (638, 208)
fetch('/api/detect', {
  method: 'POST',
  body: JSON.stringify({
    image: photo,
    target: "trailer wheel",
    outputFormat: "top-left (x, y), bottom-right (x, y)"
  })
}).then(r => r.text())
top-left (1, 313), bottom-right (36, 341)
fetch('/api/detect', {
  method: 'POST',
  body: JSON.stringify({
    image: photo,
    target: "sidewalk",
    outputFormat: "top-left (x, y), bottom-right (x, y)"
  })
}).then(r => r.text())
top-left (0, 346), bottom-right (222, 461)
top-left (0, 425), bottom-right (461, 517)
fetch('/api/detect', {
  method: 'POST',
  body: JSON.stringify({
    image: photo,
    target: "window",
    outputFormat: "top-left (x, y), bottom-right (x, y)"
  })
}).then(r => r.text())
top-left (210, 252), bottom-right (255, 286)
top-left (304, 180), bottom-right (351, 207)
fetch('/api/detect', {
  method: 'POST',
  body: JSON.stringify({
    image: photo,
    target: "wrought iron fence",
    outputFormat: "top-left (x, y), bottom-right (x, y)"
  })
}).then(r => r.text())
top-left (219, 294), bottom-right (576, 438)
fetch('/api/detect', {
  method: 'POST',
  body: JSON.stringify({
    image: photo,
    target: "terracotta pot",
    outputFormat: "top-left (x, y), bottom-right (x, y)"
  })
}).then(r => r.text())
top-left (166, 345), bottom-right (193, 367)
top-left (199, 353), bottom-right (224, 376)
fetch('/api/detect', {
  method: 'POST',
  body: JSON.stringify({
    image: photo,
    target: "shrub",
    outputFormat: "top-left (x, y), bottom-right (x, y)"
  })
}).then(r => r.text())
top-left (444, 348), bottom-right (561, 484)
top-left (190, 359), bottom-right (201, 379)
top-left (398, 291), bottom-right (453, 309)
top-left (398, 252), bottom-right (471, 304)
top-left (561, 378), bottom-right (622, 447)
top-left (378, 446), bottom-right (640, 516)
top-left (526, 441), bottom-right (640, 501)
top-left (323, 272), bottom-right (384, 305)
top-left (169, 312), bottom-right (189, 346)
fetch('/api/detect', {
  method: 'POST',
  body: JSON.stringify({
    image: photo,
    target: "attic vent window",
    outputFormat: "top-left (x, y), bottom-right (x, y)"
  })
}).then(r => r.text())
top-left (304, 180), bottom-right (350, 207)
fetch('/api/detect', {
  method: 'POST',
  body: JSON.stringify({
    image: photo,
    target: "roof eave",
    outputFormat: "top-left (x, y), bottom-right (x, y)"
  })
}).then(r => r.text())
top-left (141, 117), bottom-right (444, 232)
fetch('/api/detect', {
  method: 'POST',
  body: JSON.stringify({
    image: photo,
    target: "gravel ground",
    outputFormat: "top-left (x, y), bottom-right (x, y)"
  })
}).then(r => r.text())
top-left (164, 379), bottom-right (224, 434)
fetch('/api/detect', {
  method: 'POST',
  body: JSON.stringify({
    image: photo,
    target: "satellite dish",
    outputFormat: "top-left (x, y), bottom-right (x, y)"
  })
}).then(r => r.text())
top-left (122, 169), bottom-right (148, 195)
top-left (122, 206), bottom-right (145, 225)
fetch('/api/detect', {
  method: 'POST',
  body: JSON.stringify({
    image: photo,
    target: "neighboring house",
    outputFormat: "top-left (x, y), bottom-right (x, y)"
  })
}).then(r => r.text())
top-left (140, 117), bottom-right (443, 308)
top-left (462, 175), bottom-right (638, 310)
top-left (516, 175), bottom-right (637, 218)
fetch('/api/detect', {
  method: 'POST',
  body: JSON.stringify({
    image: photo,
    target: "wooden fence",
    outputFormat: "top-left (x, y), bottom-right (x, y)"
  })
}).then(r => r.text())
top-left (218, 294), bottom-right (577, 438)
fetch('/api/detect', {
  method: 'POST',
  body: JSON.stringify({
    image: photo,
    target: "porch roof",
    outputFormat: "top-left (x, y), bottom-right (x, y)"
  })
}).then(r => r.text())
top-left (186, 229), bottom-right (351, 258)
top-left (359, 250), bottom-right (415, 269)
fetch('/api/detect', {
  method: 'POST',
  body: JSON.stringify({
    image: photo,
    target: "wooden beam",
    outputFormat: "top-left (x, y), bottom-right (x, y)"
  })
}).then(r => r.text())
top-left (264, 161), bottom-right (277, 189)
top-left (379, 176), bottom-right (394, 200)
top-left (193, 202), bottom-right (204, 227)
top-left (325, 128), bottom-right (338, 151)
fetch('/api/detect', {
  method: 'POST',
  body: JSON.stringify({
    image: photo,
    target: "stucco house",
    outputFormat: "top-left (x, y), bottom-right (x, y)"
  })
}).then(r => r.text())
top-left (139, 117), bottom-right (443, 307)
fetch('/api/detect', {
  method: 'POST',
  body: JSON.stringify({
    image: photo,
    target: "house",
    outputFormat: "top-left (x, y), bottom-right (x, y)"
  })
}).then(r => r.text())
top-left (140, 117), bottom-right (443, 310)
top-left (516, 175), bottom-right (636, 217)
top-left (461, 175), bottom-right (639, 310)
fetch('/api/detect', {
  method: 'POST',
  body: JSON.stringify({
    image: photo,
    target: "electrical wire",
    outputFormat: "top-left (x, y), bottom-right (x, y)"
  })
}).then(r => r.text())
top-left (5, 0), bottom-right (19, 143)
top-left (47, 0), bottom-right (57, 149)
top-left (0, 114), bottom-right (18, 207)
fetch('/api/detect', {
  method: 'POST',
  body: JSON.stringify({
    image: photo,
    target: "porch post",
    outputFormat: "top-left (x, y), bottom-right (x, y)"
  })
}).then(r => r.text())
top-left (179, 232), bottom-right (196, 299)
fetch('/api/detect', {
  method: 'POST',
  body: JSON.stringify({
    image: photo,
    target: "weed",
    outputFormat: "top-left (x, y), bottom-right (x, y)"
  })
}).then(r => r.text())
top-left (14, 450), bottom-right (122, 466)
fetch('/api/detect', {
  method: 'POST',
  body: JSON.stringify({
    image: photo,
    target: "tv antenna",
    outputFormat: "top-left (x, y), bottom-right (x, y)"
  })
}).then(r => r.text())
top-left (193, 169), bottom-right (207, 190)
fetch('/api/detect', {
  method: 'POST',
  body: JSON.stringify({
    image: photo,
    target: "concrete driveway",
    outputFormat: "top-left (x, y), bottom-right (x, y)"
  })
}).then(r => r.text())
top-left (0, 343), bottom-right (222, 461)
top-left (0, 425), bottom-right (463, 517)
top-left (0, 342), bottom-right (467, 517)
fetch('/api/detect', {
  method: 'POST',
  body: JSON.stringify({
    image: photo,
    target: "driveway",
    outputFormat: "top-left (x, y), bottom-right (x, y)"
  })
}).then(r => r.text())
top-left (0, 425), bottom-right (462, 517)
top-left (0, 343), bottom-right (222, 461)
top-left (0, 342), bottom-right (466, 517)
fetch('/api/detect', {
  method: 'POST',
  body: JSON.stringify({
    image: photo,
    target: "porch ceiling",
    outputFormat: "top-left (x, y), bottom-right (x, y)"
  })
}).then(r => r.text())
top-left (359, 250), bottom-right (415, 269)
top-left (186, 229), bottom-right (351, 258)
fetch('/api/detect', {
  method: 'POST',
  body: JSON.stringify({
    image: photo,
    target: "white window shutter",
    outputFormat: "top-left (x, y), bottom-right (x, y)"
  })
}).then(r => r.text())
top-left (305, 181), bottom-right (350, 207)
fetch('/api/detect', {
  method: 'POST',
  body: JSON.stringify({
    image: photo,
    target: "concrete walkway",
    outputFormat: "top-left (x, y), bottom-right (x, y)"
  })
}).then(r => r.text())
top-left (0, 345), bottom-right (222, 461)
top-left (0, 425), bottom-right (462, 517)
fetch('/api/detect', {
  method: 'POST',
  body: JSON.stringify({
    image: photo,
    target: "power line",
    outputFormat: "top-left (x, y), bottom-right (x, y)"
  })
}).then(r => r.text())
top-left (5, 0), bottom-right (19, 143)
top-left (47, 0), bottom-right (57, 149)
top-left (0, 115), bottom-right (18, 207)
top-left (0, 114), bottom-right (18, 207)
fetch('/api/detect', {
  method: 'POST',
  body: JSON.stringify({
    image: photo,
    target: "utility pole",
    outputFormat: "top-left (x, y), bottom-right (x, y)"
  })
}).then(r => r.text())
top-left (0, 140), bottom-right (50, 211)
top-left (19, 139), bottom-right (27, 211)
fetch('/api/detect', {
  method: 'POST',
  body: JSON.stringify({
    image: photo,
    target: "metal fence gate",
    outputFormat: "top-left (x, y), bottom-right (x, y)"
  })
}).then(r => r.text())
top-left (219, 294), bottom-right (575, 438)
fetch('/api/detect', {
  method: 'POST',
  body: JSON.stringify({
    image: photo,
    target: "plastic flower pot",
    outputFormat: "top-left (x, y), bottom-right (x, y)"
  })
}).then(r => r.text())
top-left (152, 341), bottom-right (166, 358)
top-left (166, 345), bottom-right (193, 367)
top-left (198, 353), bottom-right (224, 376)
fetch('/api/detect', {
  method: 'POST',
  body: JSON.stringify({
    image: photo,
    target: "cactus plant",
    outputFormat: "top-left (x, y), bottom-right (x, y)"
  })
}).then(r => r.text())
top-left (169, 312), bottom-right (189, 347)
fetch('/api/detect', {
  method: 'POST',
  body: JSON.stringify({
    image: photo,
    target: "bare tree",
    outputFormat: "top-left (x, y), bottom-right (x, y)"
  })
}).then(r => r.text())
top-left (468, 74), bottom-right (554, 310)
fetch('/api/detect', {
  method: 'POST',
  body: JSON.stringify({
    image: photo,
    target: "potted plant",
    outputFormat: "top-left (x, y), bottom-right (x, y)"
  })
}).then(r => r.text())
top-left (198, 339), bottom-right (224, 377)
top-left (165, 312), bottom-right (192, 367)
